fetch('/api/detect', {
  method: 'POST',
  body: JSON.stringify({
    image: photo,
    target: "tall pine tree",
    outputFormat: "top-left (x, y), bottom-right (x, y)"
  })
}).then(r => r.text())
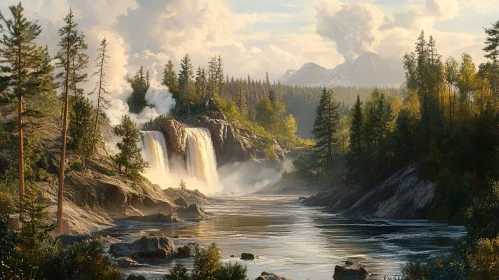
top-left (55, 8), bottom-right (88, 234)
top-left (90, 38), bottom-right (110, 152)
top-left (0, 3), bottom-right (52, 204)
top-left (312, 87), bottom-right (340, 169)
top-left (346, 95), bottom-right (363, 183)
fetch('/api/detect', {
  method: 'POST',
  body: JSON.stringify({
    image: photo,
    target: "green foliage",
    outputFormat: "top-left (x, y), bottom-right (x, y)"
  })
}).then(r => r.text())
top-left (68, 92), bottom-right (95, 158)
top-left (216, 262), bottom-right (248, 280)
top-left (163, 263), bottom-right (191, 280)
top-left (312, 87), bottom-right (340, 169)
top-left (179, 180), bottom-right (187, 192)
top-left (18, 183), bottom-right (54, 250)
top-left (163, 243), bottom-right (248, 280)
top-left (127, 66), bottom-right (150, 114)
top-left (127, 274), bottom-right (147, 280)
top-left (192, 243), bottom-right (222, 280)
top-left (0, 214), bottom-right (22, 262)
top-left (27, 238), bottom-right (122, 280)
top-left (466, 181), bottom-right (499, 240)
top-left (113, 115), bottom-right (148, 179)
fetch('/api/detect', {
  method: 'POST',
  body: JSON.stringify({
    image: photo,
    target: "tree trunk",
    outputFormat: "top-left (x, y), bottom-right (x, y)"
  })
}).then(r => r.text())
top-left (56, 50), bottom-right (71, 235)
top-left (18, 96), bottom-right (24, 203)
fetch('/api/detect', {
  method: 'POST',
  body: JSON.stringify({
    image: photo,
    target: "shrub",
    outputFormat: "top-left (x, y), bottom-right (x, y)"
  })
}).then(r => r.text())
top-left (127, 274), bottom-right (147, 280)
top-left (162, 243), bottom-right (248, 280)
top-left (29, 237), bottom-right (122, 280)
top-left (192, 243), bottom-right (222, 280)
top-left (216, 262), bottom-right (248, 280)
top-left (162, 263), bottom-right (191, 280)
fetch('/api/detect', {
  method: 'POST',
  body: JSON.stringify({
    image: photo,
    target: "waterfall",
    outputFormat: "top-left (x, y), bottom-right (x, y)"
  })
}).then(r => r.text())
top-left (185, 128), bottom-right (221, 193)
top-left (140, 131), bottom-right (169, 186)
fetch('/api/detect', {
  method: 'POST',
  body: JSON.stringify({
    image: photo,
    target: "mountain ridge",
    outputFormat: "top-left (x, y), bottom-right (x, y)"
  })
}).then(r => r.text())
top-left (280, 52), bottom-right (404, 87)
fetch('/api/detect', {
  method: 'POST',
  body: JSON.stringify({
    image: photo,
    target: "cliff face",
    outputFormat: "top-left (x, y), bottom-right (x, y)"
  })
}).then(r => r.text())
top-left (303, 166), bottom-right (435, 220)
top-left (158, 112), bottom-right (286, 167)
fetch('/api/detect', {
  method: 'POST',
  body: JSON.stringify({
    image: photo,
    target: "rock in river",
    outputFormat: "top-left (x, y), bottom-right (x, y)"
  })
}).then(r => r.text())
top-left (109, 236), bottom-right (202, 261)
top-left (333, 261), bottom-right (369, 279)
top-left (241, 252), bottom-right (256, 260)
top-left (256, 271), bottom-right (292, 280)
top-left (109, 236), bottom-right (177, 260)
top-left (115, 257), bottom-right (142, 268)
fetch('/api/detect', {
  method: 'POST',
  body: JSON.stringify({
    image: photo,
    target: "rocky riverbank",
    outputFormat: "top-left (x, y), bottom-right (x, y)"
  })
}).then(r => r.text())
top-left (302, 166), bottom-right (435, 220)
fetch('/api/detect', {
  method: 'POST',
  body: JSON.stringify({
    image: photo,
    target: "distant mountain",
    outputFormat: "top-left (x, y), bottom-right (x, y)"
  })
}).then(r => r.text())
top-left (280, 52), bottom-right (404, 87)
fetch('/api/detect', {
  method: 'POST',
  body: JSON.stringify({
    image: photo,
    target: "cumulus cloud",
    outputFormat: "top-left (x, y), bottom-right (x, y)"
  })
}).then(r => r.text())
top-left (314, 0), bottom-right (478, 67)
top-left (316, 1), bottom-right (385, 60)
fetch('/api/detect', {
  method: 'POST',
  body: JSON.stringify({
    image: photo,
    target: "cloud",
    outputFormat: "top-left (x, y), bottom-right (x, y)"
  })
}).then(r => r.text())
top-left (316, 1), bottom-right (385, 60)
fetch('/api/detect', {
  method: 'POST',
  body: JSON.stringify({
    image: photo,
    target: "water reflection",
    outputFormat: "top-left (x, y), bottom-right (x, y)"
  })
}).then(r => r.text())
top-left (102, 196), bottom-right (465, 280)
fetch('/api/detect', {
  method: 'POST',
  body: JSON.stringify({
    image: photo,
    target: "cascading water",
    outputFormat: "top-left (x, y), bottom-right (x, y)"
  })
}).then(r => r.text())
top-left (140, 131), bottom-right (169, 186)
top-left (185, 128), bottom-right (221, 193)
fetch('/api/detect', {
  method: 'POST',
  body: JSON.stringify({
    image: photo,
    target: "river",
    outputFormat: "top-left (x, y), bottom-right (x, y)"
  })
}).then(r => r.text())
top-left (104, 195), bottom-right (465, 280)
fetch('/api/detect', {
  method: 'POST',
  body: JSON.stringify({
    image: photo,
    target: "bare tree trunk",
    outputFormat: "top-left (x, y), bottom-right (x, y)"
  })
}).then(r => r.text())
top-left (56, 50), bottom-right (71, 235)
top-left (18, 96), bottom-right (24, 203)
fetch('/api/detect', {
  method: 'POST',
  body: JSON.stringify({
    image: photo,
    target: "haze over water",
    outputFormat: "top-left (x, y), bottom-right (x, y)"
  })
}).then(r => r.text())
top-left (105, 196), bottom-right (465, 280)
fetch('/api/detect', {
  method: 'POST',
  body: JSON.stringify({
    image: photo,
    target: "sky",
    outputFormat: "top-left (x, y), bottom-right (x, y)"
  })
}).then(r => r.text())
top-left (0, 0), bottom-right (496, 113)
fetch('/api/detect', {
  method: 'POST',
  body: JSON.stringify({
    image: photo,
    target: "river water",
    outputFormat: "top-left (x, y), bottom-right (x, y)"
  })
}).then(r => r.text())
top-left (106, 195), bottom-right (465, 280)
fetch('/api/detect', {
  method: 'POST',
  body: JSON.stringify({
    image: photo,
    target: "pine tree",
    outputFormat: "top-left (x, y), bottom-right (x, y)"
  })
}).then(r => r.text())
top-left (195, 66), bottom-right (207, 99)
top-left (312, 87), bottom-right (340, 169)
top-left (346, 95), bottom-right (363, 183)
top-left (113, 115), bottom-right (148, 179)
top-left (163, 60), bottom-right (179, 95)
top-left (208, 56), bottom-right (218, 97)
top-left (484, 20), bottom-right (499, 101)
top-left (68, 93), bottom-right (94, 160)
top-left (55, 8), bottom-right (88, 235)
top-left (127, 66), bottom-right (150, 113)
top-left (89, 38), bottom-right (110, 152)
top-left (216, 56), bottom-right (225, 96)
top-left (18, 182), bottom-right (53, 250)
top-left (178, 54), bottom-right (194, 91)
top-left (235, 88), bottom-right (247, 118)
top-left (445, 56), bottom-right (459, 130)
top-left (0, 3), bottom-right (52, 204)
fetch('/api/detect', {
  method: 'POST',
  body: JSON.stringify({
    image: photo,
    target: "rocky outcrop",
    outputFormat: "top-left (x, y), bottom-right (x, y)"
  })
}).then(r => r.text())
top-left (256, 272), bottom-right (292, 280)
top-left (303, 166), bottom-right (435, 220)
top-left (174, 197), bottom-right (189, 208)
top-left (115, 257), bottom-right (143, 268)
top-left (109, 236), bottom-right (202, 261)
top-left (64, 169), bottom-right (175, 216)
top-left (197, 115), bottom-right (253, 166)
top-left (110, 236), bottom-right (177, 260)
top-left (164, 188), bottom-right (211, 205)
top-left (127, 213), bottom-right (183, 223)
top-left (160, 119), bottom-right (188, 160)
top-left (197, 113), bottom-right (287, 165)
top-left (176, 204), bottom-right (208, 219)
top-left (333, 261), bottom-right (369, 279)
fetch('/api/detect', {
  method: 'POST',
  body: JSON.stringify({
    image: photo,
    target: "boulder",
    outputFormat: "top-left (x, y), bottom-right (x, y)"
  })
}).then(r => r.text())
top-left (177, 204), bottom-right (208, 219)
top-left (128, 213), bottom-right (183, 223)
top-left (174, 197), bottom-right (189, 208)
top-left (115, 257), bottom-right (142, 268)
top-left (333, 262), bottom-right (369, 279)
top-left (256, 272), bottom-right (292, 280)
top-left (241, 253), bottom-right (256, 260)
top-left (109, 236), bottom-right (177, 260)
top-left (57, 234), bottom-right (91, 246)
top-left (176, 243), bottom-right (202, 258)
